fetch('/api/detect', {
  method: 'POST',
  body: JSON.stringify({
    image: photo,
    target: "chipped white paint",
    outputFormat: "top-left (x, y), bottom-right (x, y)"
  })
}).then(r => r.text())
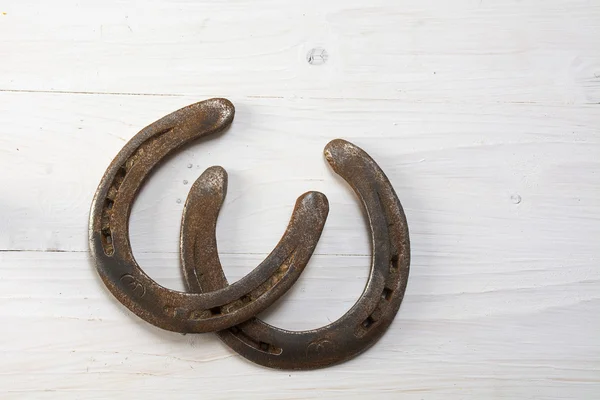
top-left (0, 0), bottom-right (599, 398)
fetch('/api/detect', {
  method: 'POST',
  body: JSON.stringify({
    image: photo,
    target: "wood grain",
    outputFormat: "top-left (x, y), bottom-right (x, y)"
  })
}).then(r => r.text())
top-left (1, 251), bottom-right (598, 399)
top-left (0, 0), bottom-right (599, 398)
top-left (1, 0), bottom-right (599, 103)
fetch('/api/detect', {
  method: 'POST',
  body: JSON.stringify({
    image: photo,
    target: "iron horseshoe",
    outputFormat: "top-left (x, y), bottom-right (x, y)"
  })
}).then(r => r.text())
top-left (181, 139), bottom-right (410, 369)
top-left (89, 99), bottom-right (329, 333)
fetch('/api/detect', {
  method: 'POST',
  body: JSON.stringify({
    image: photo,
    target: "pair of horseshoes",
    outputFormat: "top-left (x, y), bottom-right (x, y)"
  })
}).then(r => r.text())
top-left (89, 98), bottom-right (410, 370)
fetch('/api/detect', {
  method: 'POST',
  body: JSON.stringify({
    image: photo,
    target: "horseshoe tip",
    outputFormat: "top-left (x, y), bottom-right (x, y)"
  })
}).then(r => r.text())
top-left (324, 139), bottom-right (361, 169)
top-left (325, 138), bottom-right (358, 152)
top-left (187, 166), bottom-right (228, 200)
top-left (203, 165), bottom-right (228, 178)
top-left (297, 191), bottom-right (329, 216)
top-left (209, 98), bottom-right (235, 114)
top-left (325, 138), bottom-right (350, 147)
top-left (192, 98), bottom-right (235, 127)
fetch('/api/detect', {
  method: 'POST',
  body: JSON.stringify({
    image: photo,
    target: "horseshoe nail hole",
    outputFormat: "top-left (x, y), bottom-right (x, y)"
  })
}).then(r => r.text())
top-left (259, 341), bottom-right (282, 355)
top-left (210, 307), bottom-right (221, 316)
top-left (100, 211), bottom-right (114, 255)
top-left (390, 254), bottom-right (399, 272)
top-left (231, 328), bottom-right (283, 355)
top-left (114, 166), bottom-right (127, 187)
top-left (106, 199), bottom-right (114, 210)
top-left (240, 294), bottom-right (252, 304)
top-left (361, 315), bottom-right (376, 329)
top-left (382, 287), bottom-right (393, 301)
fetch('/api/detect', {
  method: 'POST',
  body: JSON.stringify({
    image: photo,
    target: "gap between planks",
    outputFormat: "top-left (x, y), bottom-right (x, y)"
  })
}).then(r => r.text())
top-left (1, 88), bottom-right (599, 105)
top-left (0, 249), bottom-right (369, 257)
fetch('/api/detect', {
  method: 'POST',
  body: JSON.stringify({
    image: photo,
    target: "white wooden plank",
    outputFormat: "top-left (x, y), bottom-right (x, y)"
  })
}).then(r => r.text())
top-left (0, 0), bottom-right (599, 104)
top-left (1, 92), bottom-right (599, 261)
top-left (1, 251), bottom-right (598, 399)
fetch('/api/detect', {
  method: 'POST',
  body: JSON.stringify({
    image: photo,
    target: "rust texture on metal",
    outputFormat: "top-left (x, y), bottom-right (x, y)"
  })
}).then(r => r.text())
top-left (181, 139), bottom-right (411, 370)
top-left (89, 98), bottom-right (410, 369)
top-left (88, 98), bottom-right (329, 333)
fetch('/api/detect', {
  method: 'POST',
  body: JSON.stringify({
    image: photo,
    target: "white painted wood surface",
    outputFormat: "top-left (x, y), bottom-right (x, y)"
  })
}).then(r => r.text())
top-left (1, 0), bottom-right (599, 398)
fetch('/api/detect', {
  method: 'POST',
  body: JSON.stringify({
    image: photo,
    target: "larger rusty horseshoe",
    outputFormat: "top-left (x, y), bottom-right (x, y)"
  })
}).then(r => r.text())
top-left (181, 139), bottom-right (410, 369)
top-left (89, 99), bottom-right (329, 333)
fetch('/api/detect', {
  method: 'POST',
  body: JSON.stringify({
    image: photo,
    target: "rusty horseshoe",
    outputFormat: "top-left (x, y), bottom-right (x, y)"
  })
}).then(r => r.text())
top-left (181, 139), bottom-right (410, 369)
top-left (88, 99), bottom-right (329, 333)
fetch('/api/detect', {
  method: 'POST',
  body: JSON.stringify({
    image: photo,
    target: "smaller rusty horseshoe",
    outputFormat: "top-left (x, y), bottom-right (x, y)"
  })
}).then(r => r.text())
top-left (89, 99), bottom-right (329, 333)
top-left (182, 139), bottom-right (410, 369)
